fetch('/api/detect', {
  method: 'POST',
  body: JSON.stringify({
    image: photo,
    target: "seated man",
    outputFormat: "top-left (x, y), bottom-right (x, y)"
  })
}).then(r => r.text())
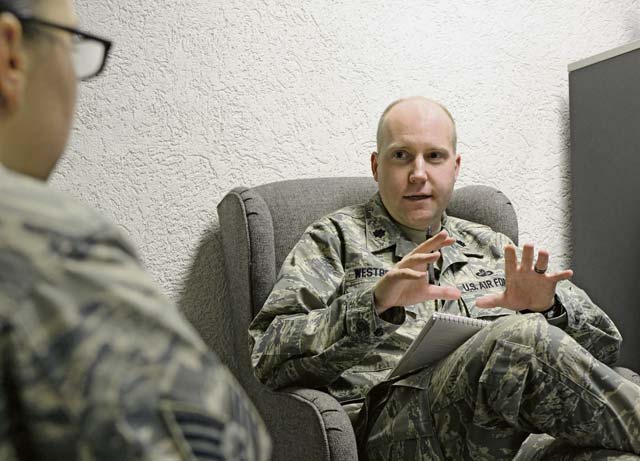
top-left (249, 96), bottom-right (640, 459)
top-left (0, 0), bottom-right (270, 459)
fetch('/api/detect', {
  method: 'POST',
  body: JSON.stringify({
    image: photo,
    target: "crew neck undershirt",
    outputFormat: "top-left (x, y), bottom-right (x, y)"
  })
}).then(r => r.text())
top-left (397, 222), bottom-right (442, 245)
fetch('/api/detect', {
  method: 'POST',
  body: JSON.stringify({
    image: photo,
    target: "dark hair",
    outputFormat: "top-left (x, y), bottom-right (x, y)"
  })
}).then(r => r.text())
top-left (0, 0), bottom-right (41, 38)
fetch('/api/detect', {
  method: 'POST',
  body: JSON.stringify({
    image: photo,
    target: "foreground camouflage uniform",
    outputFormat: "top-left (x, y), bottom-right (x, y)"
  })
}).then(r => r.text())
top-left (250, 193), bottom-right (640, 460)
top-left (0, 165), bottom-right (271, 460)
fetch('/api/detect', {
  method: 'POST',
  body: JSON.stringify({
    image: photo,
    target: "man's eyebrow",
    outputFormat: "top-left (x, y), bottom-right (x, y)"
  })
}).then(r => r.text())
top-left (385, 142), bottom-right (451, 153)
top-left (384, 143), bottom-right (409, 151)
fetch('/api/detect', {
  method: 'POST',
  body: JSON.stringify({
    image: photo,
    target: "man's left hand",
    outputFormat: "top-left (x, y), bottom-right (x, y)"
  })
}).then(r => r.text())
top-left (475, 243), bottom-right (573, 312)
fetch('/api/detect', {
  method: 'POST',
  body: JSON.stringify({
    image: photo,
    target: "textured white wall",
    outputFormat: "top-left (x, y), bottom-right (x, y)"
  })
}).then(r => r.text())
top-left (54, 1), bottom-right (639, 310)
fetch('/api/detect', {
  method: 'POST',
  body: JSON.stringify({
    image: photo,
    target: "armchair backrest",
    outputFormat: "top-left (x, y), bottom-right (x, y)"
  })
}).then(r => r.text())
top-left (218, 177), bottom-right (518, 322)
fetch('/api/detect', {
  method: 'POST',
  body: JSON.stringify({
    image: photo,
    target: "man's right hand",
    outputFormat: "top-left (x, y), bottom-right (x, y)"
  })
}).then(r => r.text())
top-left (373, 230), bottom-right (462, 315)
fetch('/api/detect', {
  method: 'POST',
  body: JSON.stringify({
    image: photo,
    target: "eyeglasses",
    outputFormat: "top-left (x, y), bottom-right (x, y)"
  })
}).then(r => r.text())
top-left (18, 16), bottom-right (112, 81)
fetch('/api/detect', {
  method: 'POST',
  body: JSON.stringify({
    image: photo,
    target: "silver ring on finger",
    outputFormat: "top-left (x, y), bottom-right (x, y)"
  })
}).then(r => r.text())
top-left (534, 266), bottom-right (547, 274)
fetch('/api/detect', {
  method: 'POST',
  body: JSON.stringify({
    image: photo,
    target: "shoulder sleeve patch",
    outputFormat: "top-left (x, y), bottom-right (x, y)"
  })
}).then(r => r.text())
top-left (160, 399), bottom-right (262, 461)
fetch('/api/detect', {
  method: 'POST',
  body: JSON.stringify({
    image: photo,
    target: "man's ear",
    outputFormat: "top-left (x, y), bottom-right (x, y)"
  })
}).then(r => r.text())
top-left (371, 151), bottom-right (379, 182)
top-left (0, 13), bottom-right (26, 113)
top-left (454, 153), bottom-right (461, 180)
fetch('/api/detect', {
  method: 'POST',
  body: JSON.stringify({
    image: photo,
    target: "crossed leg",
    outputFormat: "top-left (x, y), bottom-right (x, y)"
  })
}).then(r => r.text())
top-left (367, 314), bottom-right (640, 461)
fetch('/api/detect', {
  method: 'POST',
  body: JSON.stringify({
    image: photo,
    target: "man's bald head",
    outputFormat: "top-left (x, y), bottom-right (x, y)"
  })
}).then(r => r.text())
top-left (376, 96), bottom-right (457, 153)
top-left (371, 96), bottom-right (461, 230)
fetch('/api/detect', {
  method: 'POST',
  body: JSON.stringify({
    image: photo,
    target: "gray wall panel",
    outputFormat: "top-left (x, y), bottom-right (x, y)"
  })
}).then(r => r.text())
top-left (569, 46), bottom-right (640, 371)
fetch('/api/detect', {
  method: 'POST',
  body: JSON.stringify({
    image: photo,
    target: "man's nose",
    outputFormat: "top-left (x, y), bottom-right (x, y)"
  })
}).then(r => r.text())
top-left (409, 157), bottom-right (428, 183)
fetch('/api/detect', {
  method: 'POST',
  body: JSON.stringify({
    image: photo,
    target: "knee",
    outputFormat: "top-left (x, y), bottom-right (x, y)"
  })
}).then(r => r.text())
top-left (484, 313), bottom-right (551, 349)
top-left (480, 314), bottom-right (578, 369)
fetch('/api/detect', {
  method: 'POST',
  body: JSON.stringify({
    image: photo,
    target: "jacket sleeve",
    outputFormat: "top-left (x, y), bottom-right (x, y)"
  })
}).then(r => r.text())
top-left (492, 232), bottom-right (622, 365)
top-left (249, 218), bottom-right (404, 390)
top-left (555, 280), bottom-right (622, 365)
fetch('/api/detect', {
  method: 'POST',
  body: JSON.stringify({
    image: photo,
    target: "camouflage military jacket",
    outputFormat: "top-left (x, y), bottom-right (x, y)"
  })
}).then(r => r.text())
top-left (0, 165), bottom-right (270, 460)
top-left (250, 193), bottom-right (621, 414)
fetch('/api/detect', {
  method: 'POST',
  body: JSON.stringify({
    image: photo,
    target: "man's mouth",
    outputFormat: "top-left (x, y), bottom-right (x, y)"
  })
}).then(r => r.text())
top-left (403, 194), bottom-right (432, 201)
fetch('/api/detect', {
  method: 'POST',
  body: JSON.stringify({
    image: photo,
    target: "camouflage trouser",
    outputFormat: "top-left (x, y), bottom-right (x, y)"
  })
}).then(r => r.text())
top-left (365, 314), bottom-right (640, 461)
top-left (514, 433), bottom-right (640, 460)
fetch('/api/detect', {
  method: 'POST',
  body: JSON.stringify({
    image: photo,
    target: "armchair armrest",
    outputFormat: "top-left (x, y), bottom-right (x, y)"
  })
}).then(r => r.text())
top-left (282, 388), bottom-right (358, 460)
top-left (217, 188), bottom-right (360, 460)
top-left (242, 384), bottom-right (357, 460)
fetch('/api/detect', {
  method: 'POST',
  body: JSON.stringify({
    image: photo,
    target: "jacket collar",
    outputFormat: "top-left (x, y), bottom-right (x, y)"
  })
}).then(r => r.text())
top-left (440, 214), bottom-right (484, 274)
top-left (364, 193), bottom-right (483, 272)
top-left (364, 193), bottom-right (411, 257)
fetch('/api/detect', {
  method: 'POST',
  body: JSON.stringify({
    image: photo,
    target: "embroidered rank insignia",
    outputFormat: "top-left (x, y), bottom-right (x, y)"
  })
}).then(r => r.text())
top-left (161, 398), bottom-right (260, 461)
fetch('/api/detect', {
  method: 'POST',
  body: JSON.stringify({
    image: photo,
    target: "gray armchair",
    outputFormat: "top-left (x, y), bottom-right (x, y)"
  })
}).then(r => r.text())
top-left (217, 176), bottom-right (639, 460)
top-left (217, 177), bottom-right (519, 461)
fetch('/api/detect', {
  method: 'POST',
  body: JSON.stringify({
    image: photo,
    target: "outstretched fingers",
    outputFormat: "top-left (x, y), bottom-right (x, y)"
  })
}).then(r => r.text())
top-left (535, 249), bottom-right (550, 272)
top-left (414, 230), bottom-right (455, 254)
top-left (431, 284), bottom-right (462, 301)
top-left (398, 252), bottom-right (441, 270)
top-left (547, 269), bottom-right (574, 282)
top-left (520, 243), bottom-right (535, 270)
top-left (504, 245), bottom-right (518, 273)
top-left (387, 267), bottom-right (428, 280)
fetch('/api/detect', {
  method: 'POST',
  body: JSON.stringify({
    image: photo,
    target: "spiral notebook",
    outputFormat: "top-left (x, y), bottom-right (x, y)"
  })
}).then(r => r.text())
top-left (388, 312), bottom-right (490, 379)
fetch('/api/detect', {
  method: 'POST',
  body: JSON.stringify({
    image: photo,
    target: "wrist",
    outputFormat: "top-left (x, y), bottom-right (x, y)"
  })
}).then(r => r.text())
top-left (522, 295), bottom-right (564, 320)
top-left (546, 295), bottom-right (564, 319)
top-left (373, 292), bottom-right (385, 315)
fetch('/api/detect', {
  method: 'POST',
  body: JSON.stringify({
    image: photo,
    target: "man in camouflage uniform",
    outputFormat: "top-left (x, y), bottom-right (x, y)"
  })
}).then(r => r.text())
top-left (249, 96), bottom-right (640, 460)
top-left (0, 0), bottom-right (270, 459)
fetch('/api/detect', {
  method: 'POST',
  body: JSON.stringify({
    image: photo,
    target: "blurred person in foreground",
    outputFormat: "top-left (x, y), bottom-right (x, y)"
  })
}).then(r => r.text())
top-left (0, 0), bottom-right (271, 459)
